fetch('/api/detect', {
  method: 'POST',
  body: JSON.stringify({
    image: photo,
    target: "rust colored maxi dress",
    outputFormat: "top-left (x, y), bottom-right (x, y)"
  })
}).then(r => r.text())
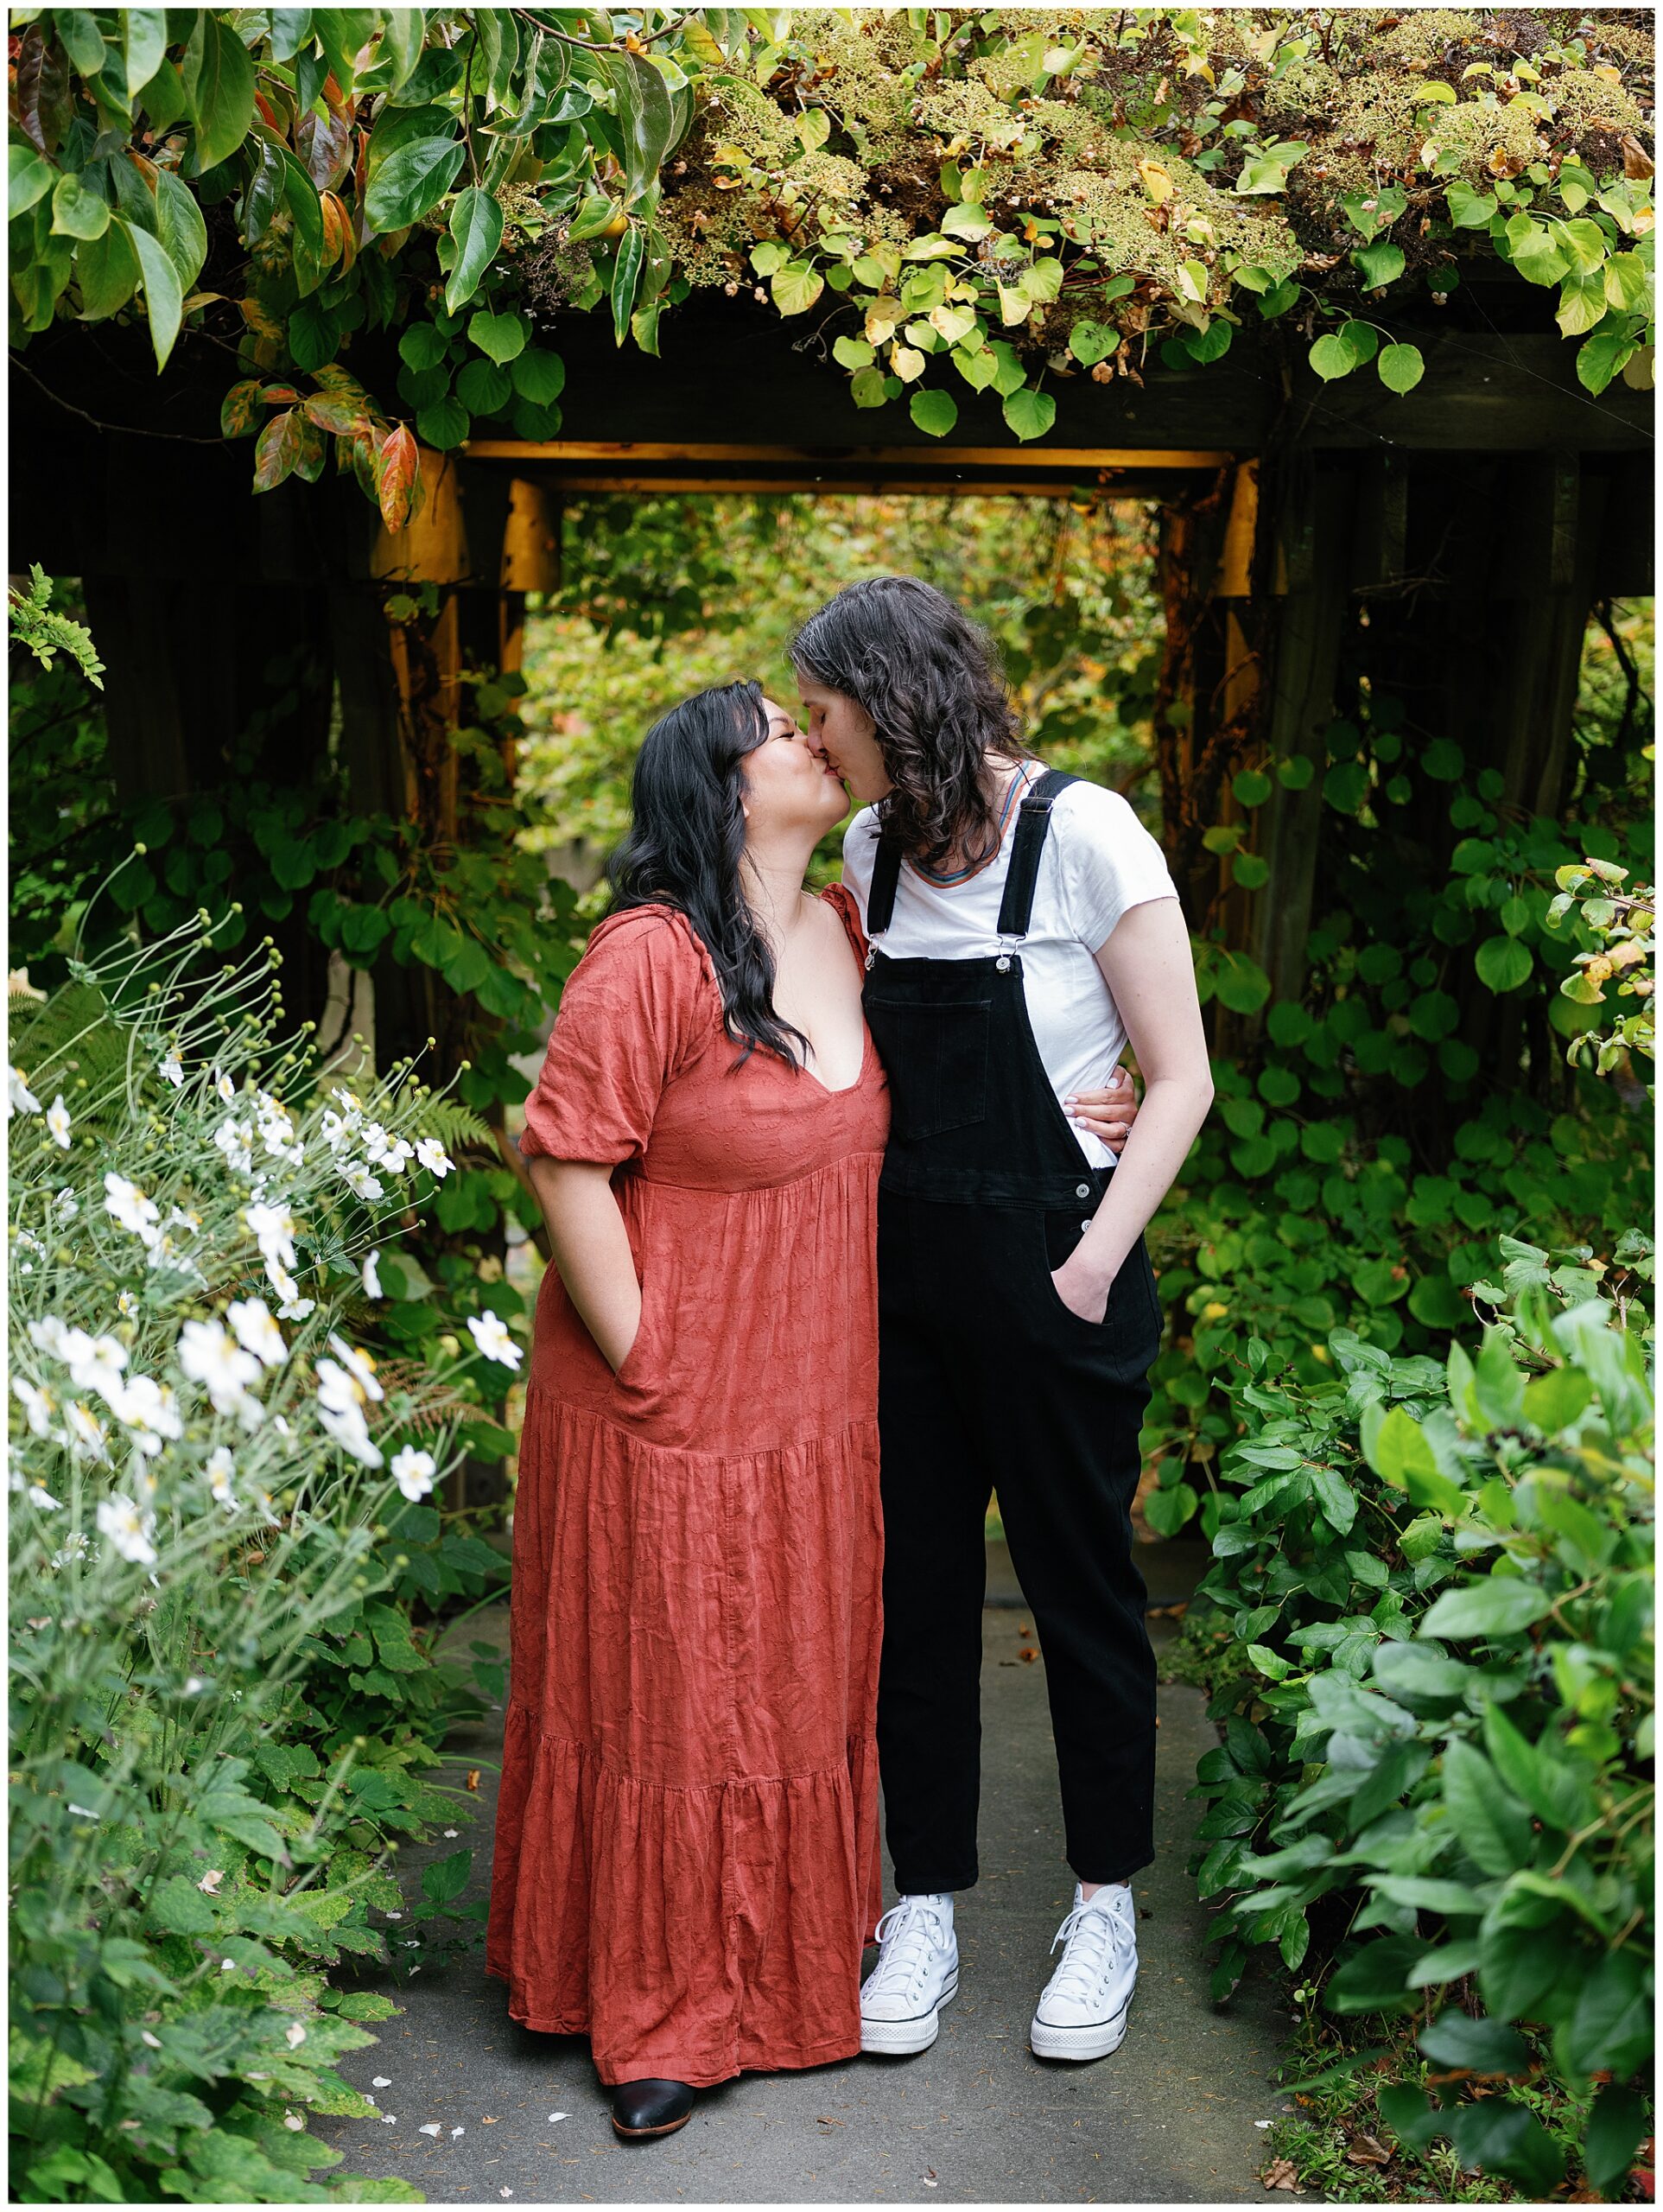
top-left (486, 894), bottom-right (888, 2088)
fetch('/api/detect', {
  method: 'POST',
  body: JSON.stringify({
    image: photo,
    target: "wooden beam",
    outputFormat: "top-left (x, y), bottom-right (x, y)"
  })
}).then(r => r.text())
top-left (462, 440), bottom-right (1234, 470)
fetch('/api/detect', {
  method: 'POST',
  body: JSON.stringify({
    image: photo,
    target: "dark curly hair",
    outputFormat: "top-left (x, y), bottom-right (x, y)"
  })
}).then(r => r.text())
top-left (606, 680), bottom-right (809, 1071)
top-left (790, 575), bottom-right (1027, 873)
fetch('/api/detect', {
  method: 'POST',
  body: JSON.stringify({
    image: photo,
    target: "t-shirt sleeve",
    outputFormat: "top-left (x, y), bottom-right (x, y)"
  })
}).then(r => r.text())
top-left (1058, 785), bottom-right (1180, 951)
top-left (520, 911), bottom-right (711, 1166)
top-left (839, 807), bottom-right (880, 924)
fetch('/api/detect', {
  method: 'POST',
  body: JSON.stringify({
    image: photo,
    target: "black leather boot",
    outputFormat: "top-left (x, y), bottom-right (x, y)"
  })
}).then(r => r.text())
top-left (610, 2077), bottom-right (695, 2139)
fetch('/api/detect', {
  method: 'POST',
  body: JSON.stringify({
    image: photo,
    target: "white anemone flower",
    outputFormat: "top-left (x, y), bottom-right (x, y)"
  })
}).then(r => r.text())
top-left (244, 1200), bottom-right (298, 1273)
top-left (97, 1494), bottom-right (157, 1567)
top-left (27, 1316), bottom-right (72, 1359)
top-left (111, 1375), bottom-right (184, 1458)
top-left (63, 1401), bottom-right (110, 1461)
top-left (52, 1185), bottom-right (79, 1221)
top-left (178, 1319), bottom-right (264, 1418)
top-left (206, 1446), bottom-right (238, 1510)
top-left (276, 1294), bottom-right (316, 1322)
top-left (327, 1335), bottom-right (384, 1402)
top-left (415, 1136), bottom-right (454, 1178)
top-left (105, 1173), bottom-right (162, 1247)
top-left (379, 1137), bottom-right (414, 1175)
top-left (212, 1066), bottom-right (236, 1103)
top-left (50, 1531), bottom-right (89, 1569)
top-left (390, 1446), bottom-right (436, 1503)
top-left (9, 1066), bottom-right (41, 1116)
top-left (63, 1331), bottom-right (129, 1407)
top-left (23, 1483), bottom-right (62, 1510)
top-left (213, 1116), bottom-right (256, 1175)
top-left (45, 1095), bottom-right (72, 1149)
top-left (467, 1312), bottom-right (524, 1370)
top-left (362, 1250), bottom-right (384, 1300)
top-left (227, 1296), bottom-right (288, 1370)
top-left (314, 1357), bottom-right (384, 1468)
top-left (157, 1051), bottom-right (185, 1088)
top-left (340, 1161), bottom-right (384, 1201)
top-left (12, 1376), bottom-right (58, 1437)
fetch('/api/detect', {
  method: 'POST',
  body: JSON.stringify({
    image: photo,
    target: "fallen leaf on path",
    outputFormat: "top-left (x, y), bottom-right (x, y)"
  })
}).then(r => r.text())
top-left (419, 2124), bottom-right (442, 2137)
top-left (467, 1770), bottom-right (482, 1790)
top-left (1263, 2157), bottom-right (1298, 2190)
top-left (1019, 1649), bottom-right (1038, 1663)
top-left (372, 2076), bottom-right (392, 2088)
top-left (1345, 2135), bottom-right (1390, 2166)
top-left (483, 2116), bottom-right (498, 2123)
top-left (922, 2172), bottom-right (938, 2188)
top-left (548, 2112), bottom-right (568, 2124)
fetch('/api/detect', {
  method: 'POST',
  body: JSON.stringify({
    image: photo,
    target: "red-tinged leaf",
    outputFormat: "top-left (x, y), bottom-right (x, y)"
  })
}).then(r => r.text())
top-left (220, 379), bottom-right (264, 437)
top-left (252, 408), bottom-right (306, 493)
top-left (15, 26), bottom-right (69, 156)
top-left (377, 423), bottom-right (418, 532)
top-left (320, 190), bottom-right (348, 269)
top-left (295, 416), bottom-right (327, 483)
top-left (304, 391), bottom-right (371, 435)
top-left (261, 383), bottom-right (303, 404)
top-left (240, 296), bottom-right (285, 343)
top-left (349, 434), bottom-right (380, 501)
top-left (254, 90), bottom-right (280, 130)
top-left (297, 105), bottom-right (354, 194)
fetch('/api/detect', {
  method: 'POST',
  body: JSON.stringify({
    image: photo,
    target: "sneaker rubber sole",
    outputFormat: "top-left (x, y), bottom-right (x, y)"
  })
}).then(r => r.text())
top-left (1029, 1989), bottom-right (1132, 2063)
top-left (860, 1967), bottom-right (959, 2056)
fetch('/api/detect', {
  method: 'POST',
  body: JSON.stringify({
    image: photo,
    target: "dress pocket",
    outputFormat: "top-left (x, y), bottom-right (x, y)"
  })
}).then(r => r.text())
top-left (864, 997), bottom-right (992, 1142)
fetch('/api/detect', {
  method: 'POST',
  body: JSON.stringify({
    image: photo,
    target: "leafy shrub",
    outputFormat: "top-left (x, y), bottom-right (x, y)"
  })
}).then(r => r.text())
top-left (1189, 1244), bottom-right (1653, 2196)
top-left (8, 912), bottom-right (521, 2201)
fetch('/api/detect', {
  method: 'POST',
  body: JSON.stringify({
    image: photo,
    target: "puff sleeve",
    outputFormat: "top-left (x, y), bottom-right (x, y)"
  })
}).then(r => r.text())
top-left (519, 908), bottom-right (713, 1167)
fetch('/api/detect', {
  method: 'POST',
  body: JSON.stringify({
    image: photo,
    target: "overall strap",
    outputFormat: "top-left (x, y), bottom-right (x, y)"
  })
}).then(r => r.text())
top-left (865, 826), bottom-right (904, 938)
top-left (995, 768), bottom-right (1077, 941)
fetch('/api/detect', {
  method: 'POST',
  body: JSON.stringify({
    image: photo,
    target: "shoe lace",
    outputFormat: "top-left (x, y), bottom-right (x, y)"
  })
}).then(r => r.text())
top-left (867, 1900), bottom-right (949, 2003)
top-left (1048, 1897), bottom-right (1133, 2005)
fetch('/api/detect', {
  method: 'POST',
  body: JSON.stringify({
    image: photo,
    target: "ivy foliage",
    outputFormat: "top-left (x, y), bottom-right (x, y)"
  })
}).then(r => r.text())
top-left (8, 8), bottom-right (1655, 525)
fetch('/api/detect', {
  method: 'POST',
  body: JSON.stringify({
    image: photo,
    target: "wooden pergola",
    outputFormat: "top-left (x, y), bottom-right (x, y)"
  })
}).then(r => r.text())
top-left (11, 288), bottom-right (1653, 1067)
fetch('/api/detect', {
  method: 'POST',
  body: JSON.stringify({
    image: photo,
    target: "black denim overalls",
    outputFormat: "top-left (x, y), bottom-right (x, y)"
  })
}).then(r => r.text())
top-left (860, 770), bottom-right (1162, 1889)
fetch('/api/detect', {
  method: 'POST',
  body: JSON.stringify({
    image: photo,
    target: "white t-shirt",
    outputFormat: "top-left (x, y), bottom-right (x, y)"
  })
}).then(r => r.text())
top-left (841, 773), bottom-right (1179, 1168)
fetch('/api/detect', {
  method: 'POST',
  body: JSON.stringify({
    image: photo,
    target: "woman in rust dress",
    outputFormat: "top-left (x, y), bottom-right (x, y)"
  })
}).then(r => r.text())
top-left (486, 683), bottom-right (889, 2139)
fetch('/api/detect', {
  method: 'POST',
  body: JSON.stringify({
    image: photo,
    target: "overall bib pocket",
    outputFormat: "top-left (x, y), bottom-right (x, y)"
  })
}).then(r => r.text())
top-left (866, 996), bottom-right (992, 1142)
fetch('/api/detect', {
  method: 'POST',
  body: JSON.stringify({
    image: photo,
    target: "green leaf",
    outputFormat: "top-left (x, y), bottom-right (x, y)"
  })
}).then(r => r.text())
top-left (123, 9), bottom-right (168, 99)
top-left (469, 308), bottom-right (529, 365)
top-left (1310, 332), bottom-right (1356, 381)
top-left (1001, 386), bottom-right (1057, 442)
top-left (1143, 1480), bottom-right (1198, 1537)
top-left (1326, 1935), bottom-right (1422, 2014)
top-left (122, 218), bottom-right (183, 367)
top-left (771, 260), bottom-right (823, 316)
top-left (1418, 2008), bottom-right (1531, 2076)
top-left (1353, 240), bottom-right (1406, 289)
top-left (182, 11), bottom-right (257, 174)
top-left (1564, 1948), bottom-right (1652, 2080)
top-left (599, 48), bottom-right (677, 205)
top-left (421, 1847), bottom-right (472, 1905)
top-left (1419, 1577), bottom-right (1552, 1641)
top-left (155, 166), bottom-right (207, 292)
top-left (510, 347), bottom-right (565, 404)
top-left (1309, 1465), bottom-right (1357, 1535)
top-left (1378, 343), bottom-right (1424, 394)
top-left (954, 344), bottom-right (998, 391)
top-left (1068, 318), bottom-right (1117, 365)
top-left (1441, 1742), bottom-right (1533, 1878)
top-left (909, 387), bottom-right (958, 438)
top-left (9, 146), bottom-right (54, 221)
top-left (1233, 768), bottom-right (1273, 807)
top-left (610, 230), bottom-right (644, 346)
top-left (446, 186), bottom-right (504, 315)
top-left (76, 220), bottom-right (141, 318)
top-left (454, 357), bottom-right (511, 416)
top-left (1584, 2083), bottom-right (1651, 2196)
top-left (365, 132), bottom-right (466, 232)
top-left (52, 169), bottom-right (110, 241)
top-left (1475, 936), bottom-right (1533, 993)
top-left (416, 395), bottom-right (470, 450)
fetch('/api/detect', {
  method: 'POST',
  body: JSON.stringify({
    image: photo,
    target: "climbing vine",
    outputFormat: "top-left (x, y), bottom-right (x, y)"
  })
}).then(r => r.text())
top-left (8, 7), bottom-right (1655, 524)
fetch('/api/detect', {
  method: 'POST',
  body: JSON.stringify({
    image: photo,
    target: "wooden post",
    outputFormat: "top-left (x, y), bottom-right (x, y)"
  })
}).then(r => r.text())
top-left (1250, 458), bottom-right (1357, 1010)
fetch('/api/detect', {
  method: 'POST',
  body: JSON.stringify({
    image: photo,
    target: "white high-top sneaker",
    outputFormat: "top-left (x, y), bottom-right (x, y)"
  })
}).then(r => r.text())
top-left (859, 1895), bottom-right (959, 2056)
top-left (1030, 1882), bottom-right (1139, 2062)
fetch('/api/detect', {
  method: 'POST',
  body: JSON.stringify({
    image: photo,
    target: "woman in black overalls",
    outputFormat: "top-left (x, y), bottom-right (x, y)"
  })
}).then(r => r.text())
top-left (794, 576), bottom-right (1215, 2066)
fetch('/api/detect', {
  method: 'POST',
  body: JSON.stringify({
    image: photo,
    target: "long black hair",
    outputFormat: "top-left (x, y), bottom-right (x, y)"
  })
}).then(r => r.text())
top-left (607, 679), bottom-right (809, 1070)
top-left (790, 575), bottom-right (1026, 874)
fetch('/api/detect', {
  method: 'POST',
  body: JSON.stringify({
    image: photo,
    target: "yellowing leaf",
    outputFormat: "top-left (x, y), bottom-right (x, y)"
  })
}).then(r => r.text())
top-left (1138, 160), bottom-right (1174, 206)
